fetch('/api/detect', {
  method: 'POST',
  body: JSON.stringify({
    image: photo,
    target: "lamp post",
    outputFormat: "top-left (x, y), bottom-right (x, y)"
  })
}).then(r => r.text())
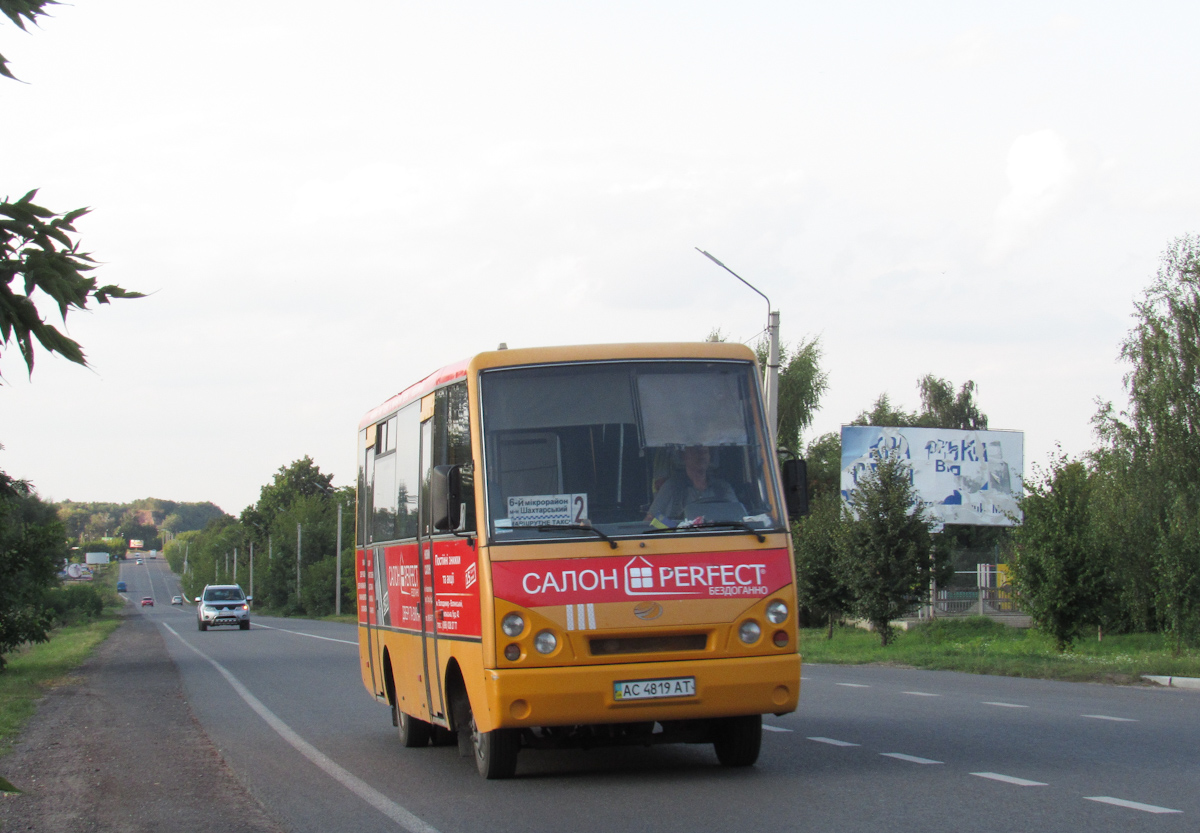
top-left (335, 502), bottom-right (344, 616)
top-left (696, 248), bottom-right (780, 447)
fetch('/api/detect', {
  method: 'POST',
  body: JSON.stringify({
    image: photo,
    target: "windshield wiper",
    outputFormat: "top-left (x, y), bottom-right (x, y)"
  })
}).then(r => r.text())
top-left (644, 521), bottom-right (768, 543)
top-left (534, 524), bottom-right (618, 549)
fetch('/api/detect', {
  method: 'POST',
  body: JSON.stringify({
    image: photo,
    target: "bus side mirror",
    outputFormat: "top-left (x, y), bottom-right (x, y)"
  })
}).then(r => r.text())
top-left (782, 458), bottom-right (808, 519)
top-left (431, 464), bottom-right (462, 532)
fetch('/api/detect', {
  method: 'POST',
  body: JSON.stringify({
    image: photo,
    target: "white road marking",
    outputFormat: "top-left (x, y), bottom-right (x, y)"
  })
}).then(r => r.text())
top-left (763, 725), bottom-right (793, 733)
top-left (1084, 796), bottom-right (1181, 814)
top-left (971, 772), bottom-right (1047, 787)
top-left (901, 691), bottom-right (940, 697)
top-left (807, 737), bottom-right (860, 747)
top-left (163, 623), bottom-right (440, 833)
top-left (836, 683), bottom-right (869, 688)
top-left (251, 622), bottom-right (358, 646)
top-left (881, 753), bottom-right (943, 765)
top-left (983, 701), bottom-right (1028, 708)
top-left (1082, 714), bottom-right (1137, 722)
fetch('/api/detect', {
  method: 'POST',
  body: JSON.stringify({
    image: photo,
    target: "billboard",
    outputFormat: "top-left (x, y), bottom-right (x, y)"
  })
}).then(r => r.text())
top-left (85, 552), bottom-right (111, 564)
top-left (840, 426), bottom-right (1023, 527)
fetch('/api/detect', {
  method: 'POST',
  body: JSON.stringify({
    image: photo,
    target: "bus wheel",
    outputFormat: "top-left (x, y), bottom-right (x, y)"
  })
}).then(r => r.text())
top-left (713, 715), bottom-right (762, 767)
top-left (469, 710), bottom-right (519, 779)
top-left (395, 703), bottom-right (432, 748)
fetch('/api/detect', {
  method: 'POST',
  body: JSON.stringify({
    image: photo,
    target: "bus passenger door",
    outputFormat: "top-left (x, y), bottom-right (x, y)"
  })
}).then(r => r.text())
top-left (418, 413), bottom-right (447, 723)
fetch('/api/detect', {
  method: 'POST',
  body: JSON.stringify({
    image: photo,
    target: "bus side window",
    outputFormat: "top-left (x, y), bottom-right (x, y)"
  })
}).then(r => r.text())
top-left (434, 383), bottom-right (477, 533)
top-left (393, 404), bottom-right (421, 539)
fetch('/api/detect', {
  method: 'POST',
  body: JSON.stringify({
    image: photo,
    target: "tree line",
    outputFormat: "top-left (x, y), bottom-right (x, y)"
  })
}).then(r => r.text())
top-left (166, 457), bottom-right (356, 617)
top-left (1011, 235), bottom-right (1200, 652)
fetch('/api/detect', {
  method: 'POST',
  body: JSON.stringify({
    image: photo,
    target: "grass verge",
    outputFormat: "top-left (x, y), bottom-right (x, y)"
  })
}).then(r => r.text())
top-left (0, 615), bottom-right (122, 755)
top-left (800, 617), bottom-right (1200, 683)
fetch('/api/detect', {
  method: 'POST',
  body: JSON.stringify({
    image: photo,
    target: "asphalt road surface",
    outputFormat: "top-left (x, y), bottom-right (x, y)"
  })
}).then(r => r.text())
top-left (52, 560), bottom-right (1200, 832)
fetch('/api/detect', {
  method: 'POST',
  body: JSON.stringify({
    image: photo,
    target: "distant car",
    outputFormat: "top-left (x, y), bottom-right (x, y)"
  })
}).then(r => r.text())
top-left (140, 597), bottom-right (154, 607)
top-left (117, 581), bottom-right (127, 592)
top-left (136, 559), bottom-right (143, 565)
top-left (171, 595), bottom-right (183, 605)
top-left (196, 584), bottom-right (252, 631)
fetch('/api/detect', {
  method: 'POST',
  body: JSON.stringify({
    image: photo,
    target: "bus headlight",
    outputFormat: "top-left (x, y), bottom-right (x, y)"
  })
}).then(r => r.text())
top-left (766, 600), bottom-right (788, 624)
top-left (501, 613), bottom-right (525, 637)
top-left (738, 620), bottom-right (762, 644)
top-left (534, 630), bottom-right (558, 654)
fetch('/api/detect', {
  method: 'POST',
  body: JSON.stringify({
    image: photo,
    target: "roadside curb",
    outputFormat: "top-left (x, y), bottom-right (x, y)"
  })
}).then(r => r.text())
top-left (1142, 675), bottom-right (1200, 690)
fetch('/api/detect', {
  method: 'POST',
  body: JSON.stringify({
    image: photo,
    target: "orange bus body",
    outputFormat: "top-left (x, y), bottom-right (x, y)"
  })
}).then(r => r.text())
top-left (356, 343), bottom-right (800, 777)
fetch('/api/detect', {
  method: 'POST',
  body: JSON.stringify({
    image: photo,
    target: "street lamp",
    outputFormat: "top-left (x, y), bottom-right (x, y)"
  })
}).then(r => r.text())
top-left (695, 248), bottom-right (780, 447)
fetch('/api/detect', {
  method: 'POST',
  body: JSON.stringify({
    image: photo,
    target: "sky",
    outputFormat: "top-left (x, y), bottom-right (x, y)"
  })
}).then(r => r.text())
top-left (2, 1), bottom-right (1198, 517)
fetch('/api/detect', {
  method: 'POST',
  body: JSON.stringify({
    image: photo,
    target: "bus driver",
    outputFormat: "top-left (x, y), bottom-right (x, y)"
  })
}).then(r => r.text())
top-left (645, 445), bottom-right (738, 528)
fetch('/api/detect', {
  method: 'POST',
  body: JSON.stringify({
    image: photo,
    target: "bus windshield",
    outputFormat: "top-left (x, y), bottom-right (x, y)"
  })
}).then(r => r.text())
top-left (480, 359), bottom-right (783, 543)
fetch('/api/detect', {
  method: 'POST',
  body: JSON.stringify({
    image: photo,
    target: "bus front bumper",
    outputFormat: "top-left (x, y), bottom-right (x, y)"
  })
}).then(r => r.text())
top-left (482, 653), bottom-right (800, 732)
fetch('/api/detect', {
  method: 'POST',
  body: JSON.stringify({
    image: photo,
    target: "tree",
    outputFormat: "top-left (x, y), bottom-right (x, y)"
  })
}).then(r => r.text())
top-left (0, 0), bottom-right (56, 81)
top-left (0, 479), bottom-right (67, 669)
top-left (793, 492), bottom-right (851, 637)
top-left (840, 454), bottom-right (939, 646)
top-left (916, 375), bottom-right (988, 430)
top-left (851, 393), bottom-right (918, 428)
top-left (803, 432), bottom-right (842, 500)
top-left (1010, 454), bottom-right (1112, 651)
top-left (2, 4), bottom-right (143, 379)
top-left (240, 456), bottom-right (334, 540)
top-left (1092, 234), bottom-right (1200, 648)
top-left (852, 377), bottom-right (989, 430)
top-left (755, 336), bottom-right (829, 453)
top-left (1, 191), bottom-right (143, 377)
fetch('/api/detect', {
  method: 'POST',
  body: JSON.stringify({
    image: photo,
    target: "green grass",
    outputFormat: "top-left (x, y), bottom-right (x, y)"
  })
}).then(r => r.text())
top-left (800, 617), bottom-right (1200, 683)
top-left (0, 615), bottom-right (122, 754)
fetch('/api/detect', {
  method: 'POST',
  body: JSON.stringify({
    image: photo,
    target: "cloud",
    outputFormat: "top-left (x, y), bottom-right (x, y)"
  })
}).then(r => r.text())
top-left (989, 129), bottom-right (1076, 258)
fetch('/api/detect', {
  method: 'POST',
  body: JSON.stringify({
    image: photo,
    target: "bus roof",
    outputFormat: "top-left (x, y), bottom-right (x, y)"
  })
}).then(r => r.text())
top-left (358, 342), bottom-right (756, 429)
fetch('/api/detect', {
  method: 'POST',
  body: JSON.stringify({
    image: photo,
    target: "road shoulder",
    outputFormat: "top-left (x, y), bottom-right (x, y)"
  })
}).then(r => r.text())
top-left (0, 610), bottom-right (287, 833)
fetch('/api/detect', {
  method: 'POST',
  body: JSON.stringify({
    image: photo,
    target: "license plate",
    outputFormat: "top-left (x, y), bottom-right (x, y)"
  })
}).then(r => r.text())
top-left (613, 676), bottom-right (696, 701)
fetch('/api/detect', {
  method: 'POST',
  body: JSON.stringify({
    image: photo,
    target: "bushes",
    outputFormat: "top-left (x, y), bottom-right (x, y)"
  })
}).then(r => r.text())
top-left (44, 584), bottom-right (104, 624)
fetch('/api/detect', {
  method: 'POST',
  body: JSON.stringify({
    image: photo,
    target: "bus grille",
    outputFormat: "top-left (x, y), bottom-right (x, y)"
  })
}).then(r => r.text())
top-left (589, 634), bottom-right (708, 655)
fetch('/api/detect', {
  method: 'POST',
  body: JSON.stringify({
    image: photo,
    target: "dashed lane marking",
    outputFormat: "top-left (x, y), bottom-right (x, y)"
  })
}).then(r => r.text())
top-left (983, 702), bottom-right (1028, 708)
top-left (836, 683), bottom-right (870, 688)
top-left (1082, 714), bottom-right (1137, 722)
top-left (807, 737), bottom-right (860, 747)
top-left (881, 753), bottom-right (943, 765)
top-left (251, 623), bottom-right (358, 645)
top-left (971, 772), bottom-right (1047, 787)
top-left (763, 725), bottom-right (793, 733)
top-left (1084, 797), bottom-right (1181, 814)
top-left (163, 624), bottom-right (440, 833)
top-left (901, 691), bottom-right (940, 697)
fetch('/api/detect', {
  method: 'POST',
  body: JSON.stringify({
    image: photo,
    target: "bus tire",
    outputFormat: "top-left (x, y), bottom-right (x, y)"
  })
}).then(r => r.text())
top-left (470, 711), bottom-right (519, 779)
top-left (395, 703), bottom-right (432, 748)
top-left (713, 714), bottom-right (762, 767)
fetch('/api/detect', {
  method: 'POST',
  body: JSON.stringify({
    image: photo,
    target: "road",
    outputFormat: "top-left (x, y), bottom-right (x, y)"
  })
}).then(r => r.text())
top-left (122, 559), bottom-right (1200, 833)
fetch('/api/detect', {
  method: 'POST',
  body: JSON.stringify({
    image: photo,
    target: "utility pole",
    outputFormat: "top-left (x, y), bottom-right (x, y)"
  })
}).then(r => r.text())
top-left (249, 541), bottom-right (254, 598)
top-left (696, 248), bottom-right (780, 447)
top-left (296, 523), bottom-right (302, 602)
top-left (233, 547), bottom-right (238, 584)
top-left (335, 503), bottom-right (343, 616)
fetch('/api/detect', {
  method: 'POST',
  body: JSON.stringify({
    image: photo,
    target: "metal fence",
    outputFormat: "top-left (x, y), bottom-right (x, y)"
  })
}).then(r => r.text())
top-left (921, 563), bottom-right (1025, 620)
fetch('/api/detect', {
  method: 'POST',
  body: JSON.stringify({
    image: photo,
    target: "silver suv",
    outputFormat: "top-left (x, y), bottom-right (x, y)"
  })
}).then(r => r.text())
top-left (196, 584), bottom-right (252, 631)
